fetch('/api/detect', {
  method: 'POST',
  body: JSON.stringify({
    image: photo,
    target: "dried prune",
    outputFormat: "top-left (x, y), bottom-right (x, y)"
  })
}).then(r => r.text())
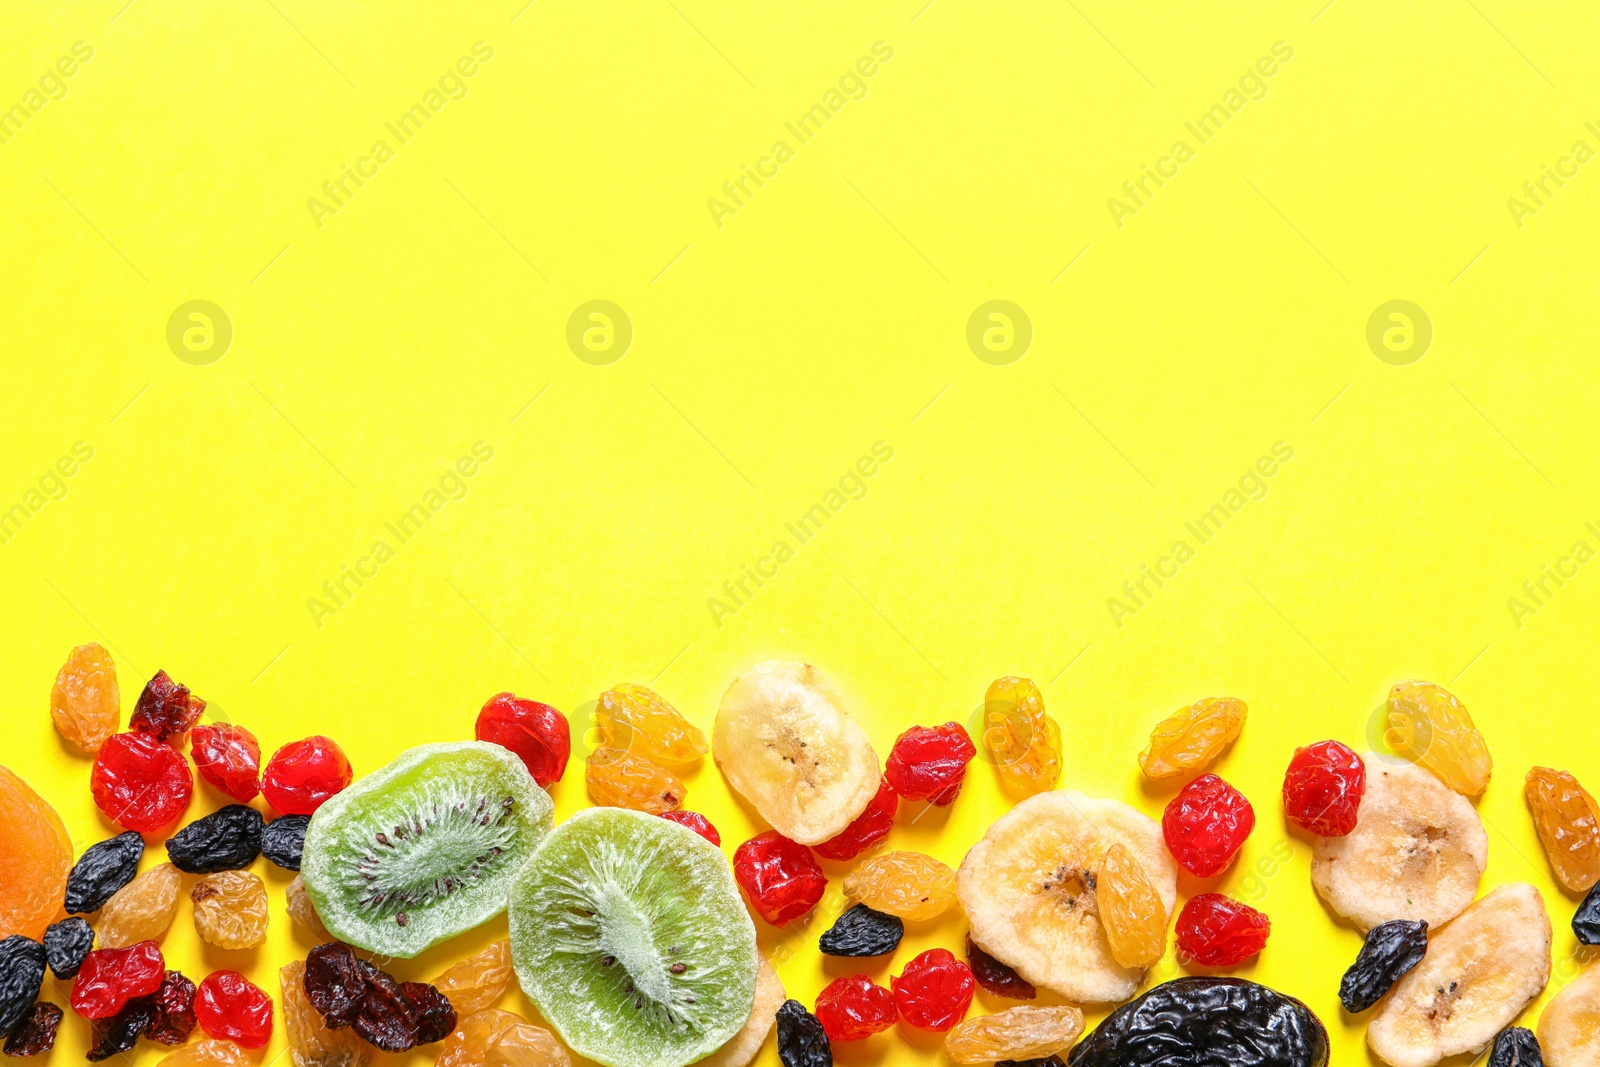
top-left (1488, 1026), bottom-right (1542, 1066)
top-left (0, 937), bottom-right (46, 1036)
top-left (65, 831), bottom-right (144, 913)
top-left (147, 969), bottom-right (198, 1044)
top-left (262, 814), bottom-right (311, 870)
top-left (967, 937), bottom-right (1036, 1000)
top-left (819, 904), bottom-right (903, 957)
top-left (893, 948), bottom-right (974, 1032)
top-left (1339, 919), bottom-right (1428, 1013)
top-left (1575, 878), bottom-right (1600, 945)
top-left (86, 995), bottom-right (155, 1061)
top-left (131, 670), bottom-right (206, 741)
top-left (2, 1002), bottom-right (62, 1055)
top-left (165, 804), bottom-right (263, 873)
top-left (997, 1059), bottom-right (1066, 1067)
top-left (43, 917), bottom-right (94, 979)
top-left (305, 942), bottom-right (367, 1027)
top-left (776, 998), bottom-right (833, 1067)
top-left (1065, 977), bottom-right (1329, 1067)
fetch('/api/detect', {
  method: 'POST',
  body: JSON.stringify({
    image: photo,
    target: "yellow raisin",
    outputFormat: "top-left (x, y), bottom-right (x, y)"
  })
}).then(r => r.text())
top-left (488, 1022), bottom-right (573, 1067)
top-left (156, 1039), bottom-right (253, 1067)
top-left (1527, 766), bottom-right (1600, 892)
top-left (596, 684), bottom-right (708, 766)
top-left (843, 851), bottom-right (957, 921)
top-left (98, 862), bottom-right (182, 947)
top-left (191, 869), bottom-right (269, 949)
top-left (281, 959), bottom-right (371, 1067)
top-left (1385, 681), bottom-right (1493, 795)
top-left (432, 939), bottom-right (514, 1016)
top-left (286, 874), bottom-right (332, 941)
top-left (1137, 698), bottom-right (1247, 779)
top-left (944, 1006), bottom-right (1085, 1065)
top-left (585, 748), bottom-right (685, 813)
top-left (1096, 843), bottom-right (1167, 968)
top-left (436, 1009), bottom-right (524, 1067)
top-left (50, 642), bottom-right (120, 755)
top-left (982, 677), bottom-right (1062, 798)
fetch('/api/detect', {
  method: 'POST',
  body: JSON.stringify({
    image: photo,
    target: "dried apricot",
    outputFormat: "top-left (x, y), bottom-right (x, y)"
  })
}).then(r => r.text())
top-left (843, 851), bottom-right (956, 921)
top-left (944, 1005), bottom-right (1085, 1064)
top-left (1526, 766), bottom-right (1600, 892)
top-left (487, 1022), bottom-right (572, 1067)
top-left (981, 677), bottom-right (1061, 798)
top-left (1385, 681), bottom-right (1492, 795)
top-left (585, 748), bottom-right (685, 813)
top-left (50, 643), bottom-right (120, 755)
top-left (281, 959), bottom-right (370, 1067)
top-left (597, 684), bottom-right (708, 766)
top-left (1096, 844), bottom-right (1166, 968)
top-left (99, 862), bottom-right (182, 948)
top-left (0, 766), bottom-right (73, 940)
top-left (431, 939), bottom-right (514, 1016)
top-left (191, 870), bottom-right (269, 949)
top-left (1138, 698), bottom-right (1246, 780)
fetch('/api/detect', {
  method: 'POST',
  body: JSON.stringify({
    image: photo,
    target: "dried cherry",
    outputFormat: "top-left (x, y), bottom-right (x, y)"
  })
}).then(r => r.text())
top-left (0, 937), bottom-right (46, 1036)
top-left (262, 813), bottom-right (311, 870)
top-left (71, 941), bottom-right (165, 1019)
top-left (885, 722), bottom-right (976, 806)
top-left (733, 831), bottom-right (827, 925)
top-left (1163, 773), bottom-right (1255, 878)
top-left (475, 693), bottom-right (571, 788)
top-left (659, 810), bottom-right (720, 845)
top-left (1, 1002), bottom-right (62, 1055)
top-left (65, 830), bottom-right (144, 912)
top-left (813, 777), bottom-right (898, 861)
top-left (1067, 977), bottom-right (1329, 1067)
top-left (967, 936), bottom-right (1036, 999)
top-left (1175, 894), bottom-right (1270, 967)
top-left (1339, 920), bottom-right (1427, 1013)
top-left (166, 804), bottom-right (263, 873)
top-left (131, 670), bottom-right (206, 742)
top-left (892, 948), bottom-right (974, 1032)
top-left (814, 974), bottom-right (897, 1041)
top-left (305, 942), bottom-right (368, 1027)
top-left (43, 917), bottom-right (93, 979)
top-left (399, 981), bottom-right (456, 1044)
top-left (148, 969), bottom-right (198, 1044)
top-left (1283, 741), bottom-right (1365, 837)
top-left (189, 724), bottom-right (261, 802)
top-left (86, 996), bottom-right (155, 1061)
top-left (776, 999), bottom-right (832, 1067)
top-left (90, 732), bottom-right (193, 832)
top-left (353, 967), bottom-right (415, 1051)
top-left (819, 904), bottom-right (903, 957)
top-left (263, 736), bottom-right (352, 815)
top-left (195, 970), bottom-right (273, 1048)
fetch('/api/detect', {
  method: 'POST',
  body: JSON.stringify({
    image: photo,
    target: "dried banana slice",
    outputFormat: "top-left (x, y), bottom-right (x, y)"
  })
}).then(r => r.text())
top-left (1536, 960), bottom-right (1600, 1067)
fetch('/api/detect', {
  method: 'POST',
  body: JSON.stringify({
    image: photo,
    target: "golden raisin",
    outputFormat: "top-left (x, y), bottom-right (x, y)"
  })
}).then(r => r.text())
top-left (436, 1009), bottom-right (524, 1067)
top-left (1385, 681), bottom-right (1493, 795)
top-left (944, 1005), bottom-right (1085, 1064)
top-left (281, 959), bottom-right (371, 1067)
top-left (191, 869), bottom-right (269, 949)
top-left (0, 766), bottom-right (73, 940)
top-left (488, 1022), bottom-right (572, 1067)
top-left (156, 1038), bottom-right (253, 1067)
top-left (431, 939), bottom-right (514, 1016)
top-left (982, 677), bottom-right (1061, 798)
top-left (843, 851), bottom-right (957, 921)
top-left (585, 748), bottom-right (685, 813)
top-left (286, 874), bottom-right (332, 941)
top-left (1527, 766), bottom-right (1600, 892)
top-left (98, 861), bottom-right (181, 947)
top-left (596, 684), bottom-right (708, 766)
top-left (1138, 697), bottom-right (1247, 779)
top-left (1096, 843), bottom-right (1166, 968)
top-left (50, 643), bottom-right (120, 755)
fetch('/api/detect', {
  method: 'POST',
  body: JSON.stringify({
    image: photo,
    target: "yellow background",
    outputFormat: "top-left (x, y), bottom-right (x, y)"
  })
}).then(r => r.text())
top-left (3, 0), bottom-right (1600, 1062)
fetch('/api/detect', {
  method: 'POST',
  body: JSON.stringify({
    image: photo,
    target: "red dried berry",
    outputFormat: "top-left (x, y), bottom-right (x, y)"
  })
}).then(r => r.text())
top-left (195, 970), bottom-right (273, 1048)
top-left (813, 777), bottom-right (899, 861)
top-left (892, 948), bottom-right (974, 1032)
top-left (1163, 773), bottom-right (1255, 878)
top-left (146, 970), bottom-right (197, 1045)
top-left (660, 810), bottom-right (721, 846)
top-left (1284, 740), bottom-right (1365, 837)
top-left (732, 831), bottom-right (827, 925)
top-left (130, 671), bottom-right (205, 742)
top-left (1176, 893), bottom-right (1271, 966)
top-left (262, 736), bottom-right (352, 815)
top-left (189, 724), bottom-right (261, 803)
top-left (70, 941), bottom-right (165, 1019)
top-left (966, 936), bottom-right (1036, 999)
top-left (90, 732), bottom-right (193, 832)
top-left (814, 974), bottom-right (898, 1041)
top-left (475, 693), bottom-right (571, 788)
top-left (885, 722), bottom-right (976, 806)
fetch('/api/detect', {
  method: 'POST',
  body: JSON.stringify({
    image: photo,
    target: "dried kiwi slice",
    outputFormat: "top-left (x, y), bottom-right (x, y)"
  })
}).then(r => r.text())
top-left (509, 808), bottom-right (758, 1067)
top-left (301, 741), bottom-right (552, 957)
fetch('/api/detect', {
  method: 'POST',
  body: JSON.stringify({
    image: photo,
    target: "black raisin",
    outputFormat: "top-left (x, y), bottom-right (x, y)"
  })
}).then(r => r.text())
top-left (1, 1003), bottom-right (63, 1056)
top-left (818, 904), bottom-right (903, 957)
top-left (401, 981), bottom-right (456, 1044)
top-left (1574, 879), bottom-right (1600, 945)
top-left (42, 917), bottom-right (93, 980)
top-left (305, 943), bottom-right (369, 1028)
top-left (1488, 1026), bottom-right (1544, 1066)
top-left (164, 804), bottom-right (263, 873)
top-left (1066, 977), bottom-right (1329, 1067)
top-left (1339, 919), bottom-right (1428, 1013)
top-left (0, 937), bottom-right (46, 1037)
top-left (86, 995), bottom-right (155, 1061)
top-left (147, 970), bottom-right (197, 1045)
top-left (261, 813), bottom-right (310, 871)
top-left (968, 935), bottom-right (1037, 999)
top-left (776, 998), bottom-right (832, 1067)
top-left (64, 832), bottom-right (144, 913)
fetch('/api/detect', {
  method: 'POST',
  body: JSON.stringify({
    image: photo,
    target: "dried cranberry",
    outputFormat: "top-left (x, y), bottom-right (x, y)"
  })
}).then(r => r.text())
top-left (263, 736), bottom-right (352, 815)
top-left (1175, 893), bottom-right (1271, 967)
top-left (90, 732), bottom-right (193, 832)
top-left (967, 936), bottom-right (1036, 999)
top-left (131, 670), bottom-right (206, 742)
top-left (2, 1002), bottom-right (63, 1056)
top-left (1284, 741), bottom-right (1365, 837)
top-left (475, 693), bottom-right (571, 788)
top-left (147, 969), bottom-right (197, 1044)
top-left (189, 723), bottom-right (261, 802)
top-left (813, 777), bottom-right (898, 861)
top-left (305, 942), bottom-right (368, 1028)
top-left (660, 810), bottom-right (721, 845)
top-left (86, 996), bottom-right (154, 1061)
top-left (814, 974), bottom-right (898, 1041)
top-left (732, 832), bottom-right (827, 925)
top-left (1163, 773), bottom-right (1255, 878)
top-left (892, 948), bottom-right (974, 1032)
top-left (195, 970), bottom-right (273, 1048)
top-left (885, 722), bottom-right (976, 806)
top-left (71, 941), bottom-right (165, 1019)
top-left (400, 981), bottom-right (456, 1044)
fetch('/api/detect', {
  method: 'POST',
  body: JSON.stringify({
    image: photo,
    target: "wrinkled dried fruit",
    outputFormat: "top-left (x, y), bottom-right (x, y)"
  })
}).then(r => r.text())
top-left (400, 981), bottom-right (456, 1044)
top-left (814, 974), bottom-right (896, 1041)
top-left (43, 917), bottom-right (93, 978)
top-left (436, 1008), bottom-right (524, 1067)
top-left (967, 937), bottom-right (1035, 999)
top-left (843, 850), bottom-right (956, 921)
top-left (659, 810), bottom-right (720, 845)
top-left (893, 948), bottom-right (974, 1032)
top-left (287, 875), bottom-right (332, 941)
top-left (476, 693), bottom-right (571, 788)
top-left (1488, 1026), bottom-right (1544, 1067)
top-left (597, 683), bottom-right (708, 766)
top-left (305, 942), bottom-right (368, 1028)
top-left (167, 804), bottom-right (263, 873)
top-left (982, 677), bottom-right (1062, 798)
top-left (1163, 773), bottom-right (1255, 878)
top-left (263, 813), bottom-right (311, 870)
top-left (1284, 740), bottom-right (1365, 837)
top-left (1096, 842), bottom-right (1167, 969)
top-left (885, 722), bottom-right (976, 805)
top-left (99, 862), bottom-right (181, 948)
top-left (147, 969), bottom-right (198, 1044)
top-left (1536, 956), bottom-right (1599, 1065)
top-left (0, 937), bottom-right (47, 1036)
top-left (1576, 879), bottom-right (1600, 945)
top-left (1339, 919), bottom-right (1428, 1013)
top-left (430, 938), bottom-right (514, 1016)
top-left (812, 777), bottom-right (898, 861)
top-left (86, 995), bottom-right (155, 1061)
top-left (2, 1002), bottom-right (62, 1056)
top-left (734, 831), bottom-right (826, 925)
top-left (1068, 977), bottom-right (1329, 1067)
top-left (0, 768), bottom-right (72, 942)
top-left (190, 724), bottom-right (261, 802)
top-left (281, 959), bottom-right (371, 1067)
top-left (1176, 894), bottom-right (1270, 967)
top-left (945, 1005), bottom-right (1084, 1064)
top-left (487, 1021), bottom-right (573, 1067)
top-left (90, 732), bottom-right (193, 832)
top-left (1385, 680), bottom-right (1493, 795)
top-left (71, 940), bottom-right (164, 1019)
top-left (50, 643), bottom-right (120, 754)
top-left (132, 670), bottom-right (206, 741)
top-left (819, 904), bottom-right (903, 957)
top-left (156, 1038), bottom-right (253, 1067)
top-left (351, 967), bottom-right (430, 1051)
top-left (264, 736), bottom-right (353, 815)
top-left (66, 831), bottom-right (144, 913)
top-left (585, 747), bottom-right (686, 813)
top-left (196, 970), bottom-right (274, 1048)
top-left (1138, 697), bottom-right (1247, 780)
top-left (1526, 766), bottom-right (1600, 893)
top-left (191, 870), bottom-right (269, 949)
top-left (776, 999), bottom-right (832, 1067)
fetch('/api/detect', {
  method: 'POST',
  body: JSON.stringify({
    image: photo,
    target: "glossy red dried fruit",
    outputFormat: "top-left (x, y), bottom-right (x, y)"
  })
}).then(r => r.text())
top-left (71, 941), bottom-right (166, 1019)
top-left (813, 777), bottom-right (898, 861)
top-left (814, 974), bottom-right (897, 1041)
top-left (90, 732), bottom-right (193, 832)
top-left (1175, 893), bottom-right (1271, 967)
top-left (131, 671), bottom-right (206, 742)
top-left (147, 970), bottom-right (198, 1045)
top-left (885, 722), bottom-right (976, 806)
top-left (189, 724), bottom-right (261, 803)
top-left (476, 693), bottom-right (571, 788)
top-left (659, 810), bottom-right (721, 845)
top-left (1163, 773), bottom-right (1255, 878)
top-left (732, 831), bottom-right (827, 925)
top-left (892, 948), bottom-right (974, 1032)
top-left (1283, 741), bottom-right (1365, 837)
top-left (967, 936), bottom-right (1036, 999)
top-left (263, 736), bottom-right (352, 815)
top-left (195, 970), bottom-right (273, 1048)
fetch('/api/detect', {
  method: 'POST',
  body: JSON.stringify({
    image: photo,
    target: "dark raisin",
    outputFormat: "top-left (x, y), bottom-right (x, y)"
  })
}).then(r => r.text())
top-left (1574, 879), bottom-right (1600, 945)
top-left (42, 918), bottom-right (93, 980)
top-left (261, 814), bottom-right (311, 871)
top-left (0, 938), bottom-right (46, 1038)
top-left (776, 998), bottom-right (832, 1067)
top-left (130, 670), bottom-right (205, 740)
top-left (354, 967), bottom-right (419, 1052)
top-left (1068, 977), bottom-right (1329, 1067)
top-left (146, 969), bottom-right (197, 1045)
top-left (164, 804), bottom-right (263, 873)
top-left (1339, 919), bottom-right (1428, 1013)
top-left (85, 995), bottom-right (155, 1061)
top-left (305, 943), bottom-right (369, 1028)
top-left (1, 1003), bottom-right (62, 1056)
top-left (64, 832), bottom-right (144, 914)
top-left (400, 981), bottom-right (456, 1044)
top-left (1488, 1026), bottom-right (1544, 1066)
top-left (818, 904), bottom-right (903, 957)
top-left (968, 936), bottom-right (1036, 1000)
